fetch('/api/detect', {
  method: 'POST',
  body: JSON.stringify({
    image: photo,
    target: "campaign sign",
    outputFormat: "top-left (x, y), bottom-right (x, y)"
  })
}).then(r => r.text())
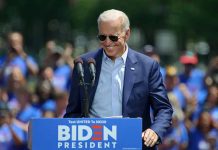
top-left (31, 118), bottom-right (142, 150)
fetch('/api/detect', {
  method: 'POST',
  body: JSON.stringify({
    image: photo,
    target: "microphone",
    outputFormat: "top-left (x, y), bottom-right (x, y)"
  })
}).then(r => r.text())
top-left (88, 58), bottom-right (96, 86)
top-left (74, 57), bottom-right (85, 84)
top-left (75, 57), bottom-right (89, 117)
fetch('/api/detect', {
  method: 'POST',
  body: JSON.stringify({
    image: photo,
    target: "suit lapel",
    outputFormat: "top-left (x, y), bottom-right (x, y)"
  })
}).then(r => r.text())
top-left (122, 49), bottom-right (137, 113)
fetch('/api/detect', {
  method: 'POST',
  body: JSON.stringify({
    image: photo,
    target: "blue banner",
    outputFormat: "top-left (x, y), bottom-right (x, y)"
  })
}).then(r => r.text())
top-left (31, 118), bottom-right (142, 150)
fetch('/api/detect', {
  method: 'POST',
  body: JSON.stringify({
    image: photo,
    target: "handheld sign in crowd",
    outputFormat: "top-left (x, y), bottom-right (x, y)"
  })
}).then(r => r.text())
top-left (30, 118), bottom-right (142, 150)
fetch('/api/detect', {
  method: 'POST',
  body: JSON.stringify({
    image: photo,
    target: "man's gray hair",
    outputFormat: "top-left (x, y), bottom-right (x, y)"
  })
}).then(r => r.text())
top-left (97, 9), bottom-right (130, 31)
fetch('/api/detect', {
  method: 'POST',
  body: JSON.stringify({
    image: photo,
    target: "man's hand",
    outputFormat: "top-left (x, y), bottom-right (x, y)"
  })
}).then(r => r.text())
top-left (142, 128), bottom-right (158, 147)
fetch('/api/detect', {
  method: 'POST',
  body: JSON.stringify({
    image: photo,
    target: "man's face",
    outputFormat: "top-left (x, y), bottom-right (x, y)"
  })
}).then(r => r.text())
top-left (98, 18), bottom-right (130, 60)
top-left (9, 33), bottom-right (23, 52)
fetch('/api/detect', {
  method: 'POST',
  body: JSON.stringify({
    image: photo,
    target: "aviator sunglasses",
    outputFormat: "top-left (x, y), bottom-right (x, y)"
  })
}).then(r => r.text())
top-left (97, 34), bottom-right (120, 42)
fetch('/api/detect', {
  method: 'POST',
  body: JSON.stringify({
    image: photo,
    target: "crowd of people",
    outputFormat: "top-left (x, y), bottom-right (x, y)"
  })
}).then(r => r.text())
top-left (144, 45), bottom-right (218, 150)
top-left (0, 32), bottom-right (73, 150)
top-left (0, 31), bottom-right (217, 150)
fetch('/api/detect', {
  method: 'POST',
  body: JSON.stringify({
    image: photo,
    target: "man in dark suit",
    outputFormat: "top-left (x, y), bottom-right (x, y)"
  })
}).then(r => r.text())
top-left (64, 9), bottom-right (173, 149)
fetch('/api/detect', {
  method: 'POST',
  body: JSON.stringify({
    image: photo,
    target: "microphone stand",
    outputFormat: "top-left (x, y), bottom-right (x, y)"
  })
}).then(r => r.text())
top-left (76, 58), bottom-right (96, 118)
top-left (80, 81), bottom-right (90, 118)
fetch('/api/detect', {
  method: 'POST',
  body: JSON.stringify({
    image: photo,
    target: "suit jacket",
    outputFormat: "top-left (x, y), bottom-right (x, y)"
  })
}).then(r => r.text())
top-left (64, 48), bottom-right (173, 143)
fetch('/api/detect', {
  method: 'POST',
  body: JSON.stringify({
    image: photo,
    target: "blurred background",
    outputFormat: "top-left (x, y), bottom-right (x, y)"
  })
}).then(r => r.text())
top-left (0, 1), bottom-right (218, 150)
top-left (0, 0), bottom-right (217, 63)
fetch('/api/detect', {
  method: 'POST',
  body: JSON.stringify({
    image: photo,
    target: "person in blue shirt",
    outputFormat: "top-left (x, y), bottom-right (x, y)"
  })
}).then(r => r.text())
top-left (162, 66), bottom-right (189, 150)
top-left (179, 51), bottom-right (207, 106)
top-left (0, 32), bottom-right (38, 86)
top-left (188, 111), bottom-right (218, 150)
top-left (15, 87), bottom-right (42, 123)
top-left (159, 112), bottom-right (188, 150)
top-left (179, 51), bottom-right (207, 122)
top-left (40, 44), bottom-right (73, 92)
top-left (64, 9), bottom-right (173, 149)
top-left (0, 101), bottom-right (27, 150)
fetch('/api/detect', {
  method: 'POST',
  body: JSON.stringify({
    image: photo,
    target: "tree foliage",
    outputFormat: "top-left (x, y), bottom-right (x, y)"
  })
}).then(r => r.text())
top-left (0, 0), bottom-right (217, 56)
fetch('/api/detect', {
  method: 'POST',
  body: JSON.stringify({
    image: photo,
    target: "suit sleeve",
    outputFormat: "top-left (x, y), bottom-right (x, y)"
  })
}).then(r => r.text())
top-left (148, 60), bottom-right (173, 142)
top-left (63, 67), bottom-right (82, 118)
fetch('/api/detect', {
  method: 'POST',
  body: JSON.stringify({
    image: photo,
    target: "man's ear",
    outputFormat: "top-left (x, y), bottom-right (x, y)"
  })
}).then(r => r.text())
top-left (125, 28), bottom-right (131, 41)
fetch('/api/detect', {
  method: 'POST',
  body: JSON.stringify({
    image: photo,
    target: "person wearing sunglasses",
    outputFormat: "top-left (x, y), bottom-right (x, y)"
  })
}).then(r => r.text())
top-left (64, 9), bottom-right (173, 149)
